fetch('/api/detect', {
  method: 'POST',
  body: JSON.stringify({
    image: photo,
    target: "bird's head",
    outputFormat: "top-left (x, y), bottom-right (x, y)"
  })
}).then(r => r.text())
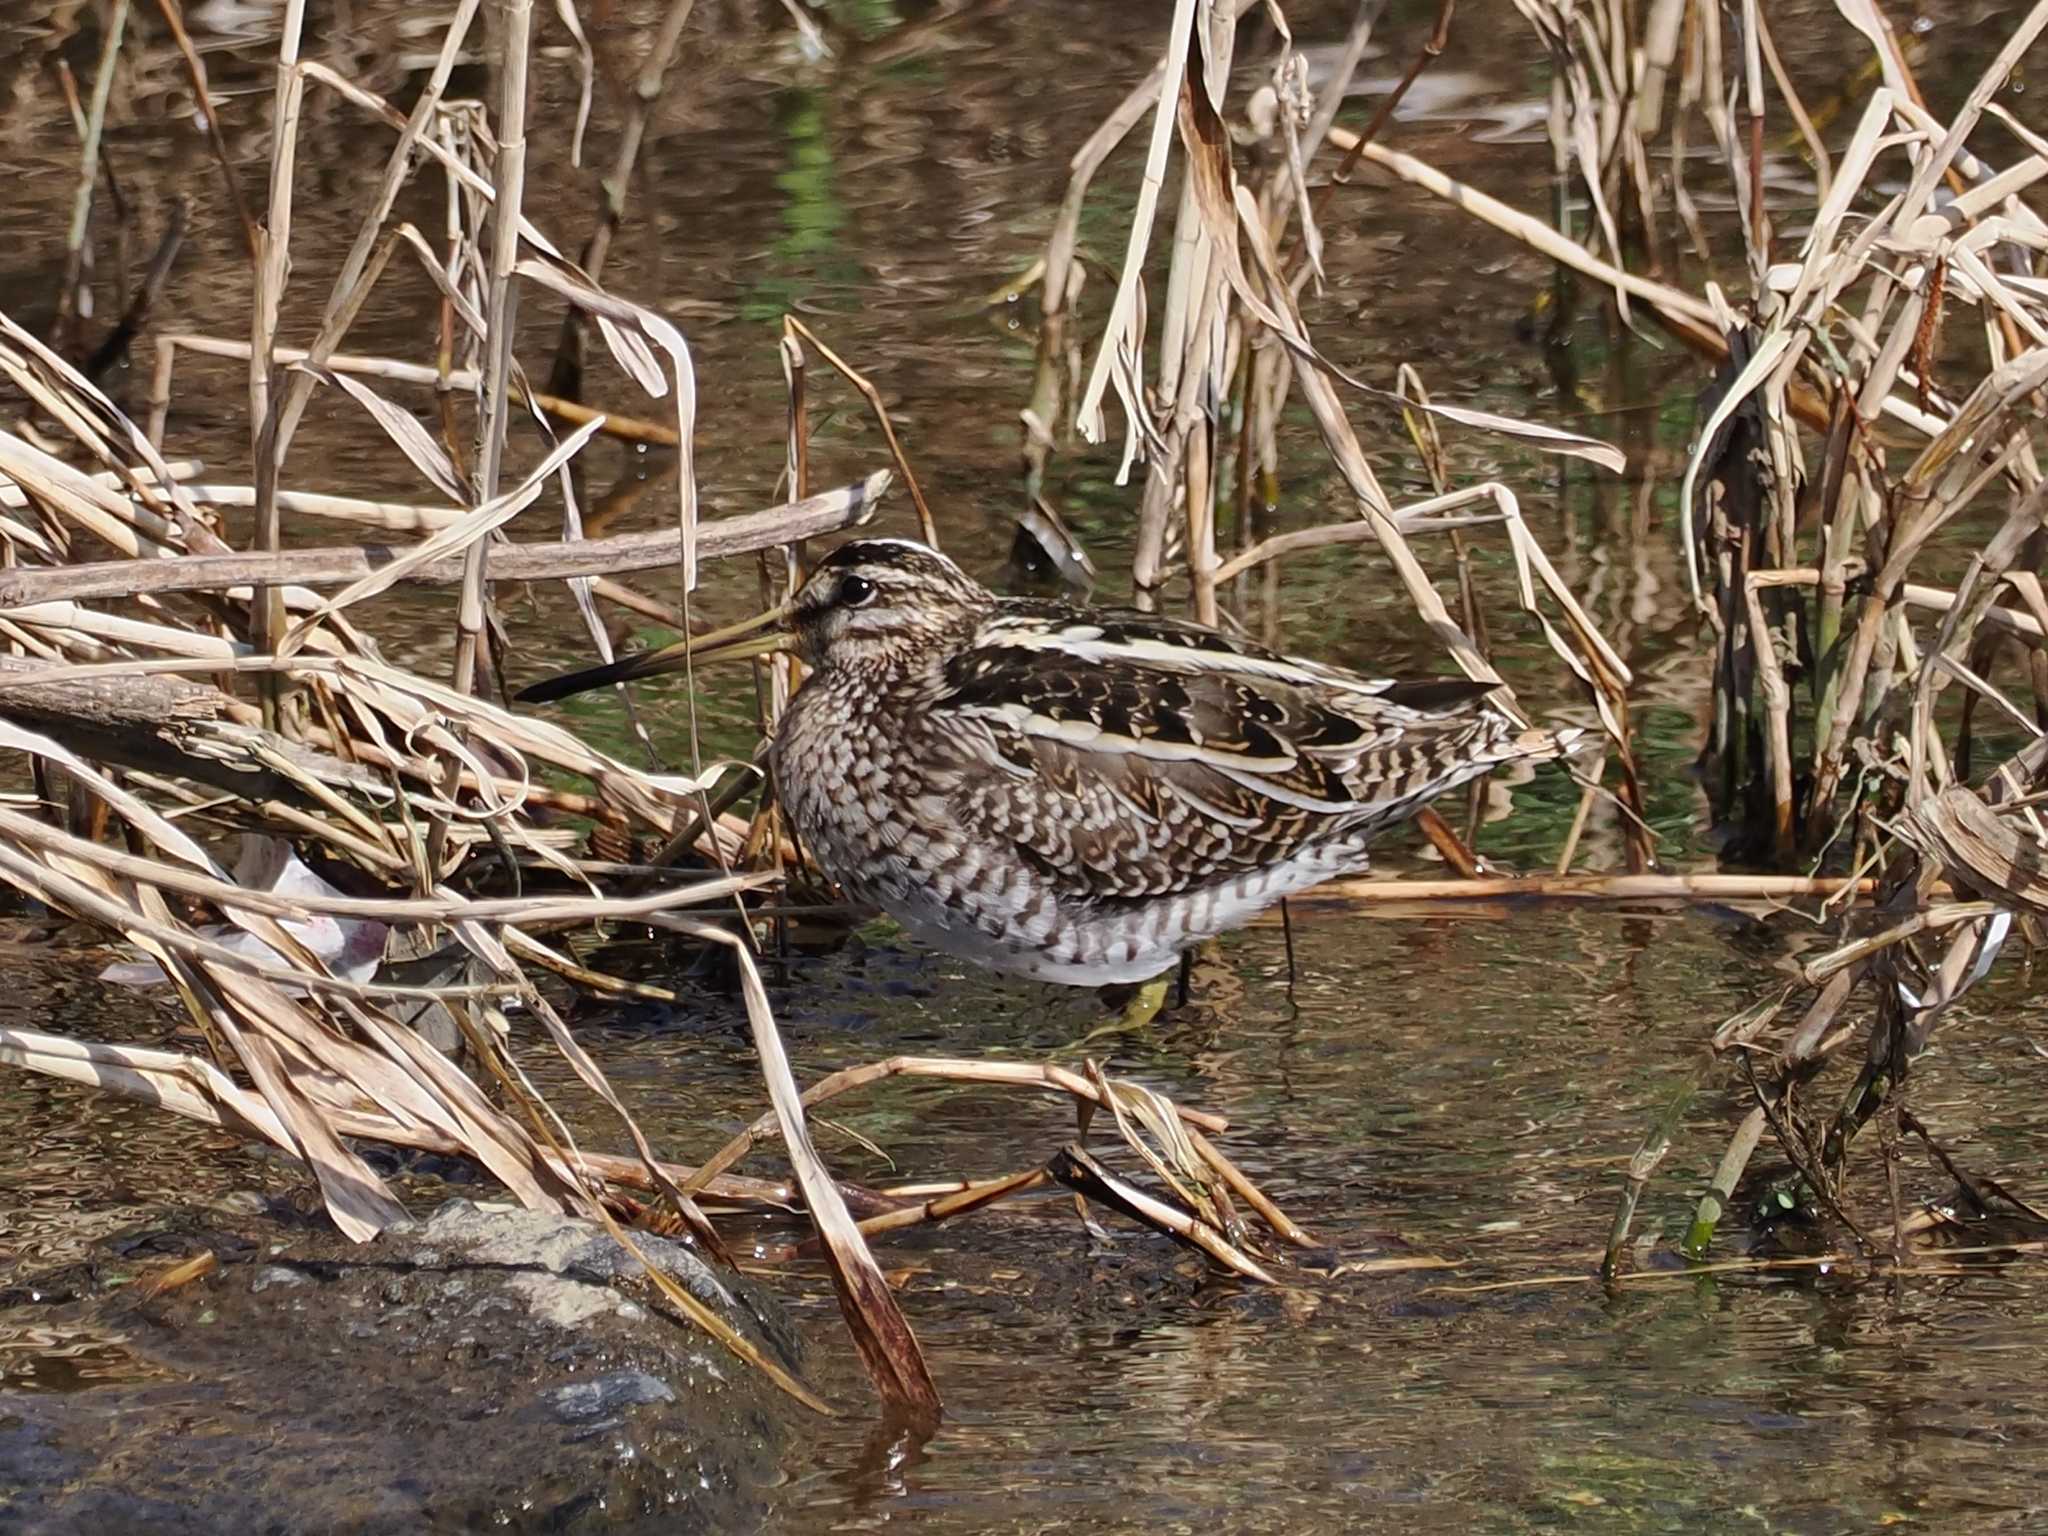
top-left (787, 539), bottom-right (989, 671)
top-left (513, 538), bottom-right (987, 704)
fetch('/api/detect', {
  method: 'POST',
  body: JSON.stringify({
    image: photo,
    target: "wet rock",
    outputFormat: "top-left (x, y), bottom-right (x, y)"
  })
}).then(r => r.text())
top-left (0, 1199), bottom-right (807, 1534)
top-left (547, 1370), bottom-right (678, 1422)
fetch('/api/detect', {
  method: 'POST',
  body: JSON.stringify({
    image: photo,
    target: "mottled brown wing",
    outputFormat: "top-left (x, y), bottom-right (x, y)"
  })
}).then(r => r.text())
top-left (932, 631), bottom-right (1515, 900)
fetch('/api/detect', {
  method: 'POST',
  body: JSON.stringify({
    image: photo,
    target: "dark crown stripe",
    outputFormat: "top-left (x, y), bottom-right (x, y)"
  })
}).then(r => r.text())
top-left (820, 538), bottom-right (945, 571)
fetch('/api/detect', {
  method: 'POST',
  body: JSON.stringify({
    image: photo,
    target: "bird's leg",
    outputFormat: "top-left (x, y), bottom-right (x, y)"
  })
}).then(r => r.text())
top-left (1073, 975), bottom-right (1174, 1048)
top-left (1076, 947), bottom-right (1210, 1047)
top-left (1122, 975), bottom-right (1173, 1030)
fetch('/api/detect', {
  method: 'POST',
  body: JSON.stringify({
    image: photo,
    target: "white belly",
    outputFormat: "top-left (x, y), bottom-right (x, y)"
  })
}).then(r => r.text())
top-left (847, 840), bottom-right (1374, 987)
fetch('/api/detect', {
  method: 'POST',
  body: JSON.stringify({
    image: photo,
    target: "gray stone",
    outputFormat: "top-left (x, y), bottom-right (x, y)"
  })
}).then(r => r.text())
top-left (421, 1200), bottom-right (736, 1307)
top-left (546, 1370), bottom-right (677, 1422)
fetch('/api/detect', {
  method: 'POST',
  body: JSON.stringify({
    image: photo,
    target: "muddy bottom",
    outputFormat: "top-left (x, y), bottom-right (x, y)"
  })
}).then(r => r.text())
top-left (0, 1196), bottom-right (803, 1535)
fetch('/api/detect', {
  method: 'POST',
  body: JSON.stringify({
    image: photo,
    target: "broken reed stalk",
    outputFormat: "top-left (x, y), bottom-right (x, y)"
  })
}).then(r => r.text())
top-left (415, 0), bottom-right (528, 881)
top-left (685, 919), bottom-right (941, 1426)
top-left (1281, 872), bottom-right (1888, 908)
top-left (780, 317), bottom-right (939, 548)
top-left (832, 1168), bottom-right (1051, 1247)
top-left (1048, 1144), bottom-right (1277, 1283)
top-left (0, 474), bottom-right (884, 606)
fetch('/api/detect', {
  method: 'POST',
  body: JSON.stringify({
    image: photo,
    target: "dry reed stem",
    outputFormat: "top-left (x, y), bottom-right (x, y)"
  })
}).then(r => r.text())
top-left (1285, 873), bottom-right (1887, 906)
top-left (247, 0), bottom-right (308, 709)
top-left (152, 0), bottom-right (259, 262)
top-left (0, 475), bottom-right (887, 607)
top-left (677, 919), bottom-right (941, 1425)
top-left (1183, 1125), bottom-right (1317, 1247)
top-left (57, 0), bottom-right (129, 347)
top-left (843, 1168), bottom-right (1051, 1242)
top-left (456, 0), bottom-right (532, 704)
top-left (157, 336), bottom-right (677, 449)
top-left (780, 317), bottom-right (938, 548)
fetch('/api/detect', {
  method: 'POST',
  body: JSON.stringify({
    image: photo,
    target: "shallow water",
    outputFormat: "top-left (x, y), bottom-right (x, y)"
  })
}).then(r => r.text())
top-left (4, 0), bottom-right (2048, 1531)
top-left (546, 908), bottom-right (2048, 1534)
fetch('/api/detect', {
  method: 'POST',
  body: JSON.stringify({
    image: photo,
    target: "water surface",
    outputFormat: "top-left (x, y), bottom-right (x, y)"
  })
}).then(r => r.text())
top-left (4, 0), bottom-right (2047, 1531)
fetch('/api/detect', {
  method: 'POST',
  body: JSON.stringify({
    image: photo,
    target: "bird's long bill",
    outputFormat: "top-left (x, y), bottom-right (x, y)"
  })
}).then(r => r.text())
top-left (515, 602), bottom-right (793, 704)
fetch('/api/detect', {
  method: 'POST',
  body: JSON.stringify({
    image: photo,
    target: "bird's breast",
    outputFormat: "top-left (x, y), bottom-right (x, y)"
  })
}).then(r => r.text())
top-left (772, 677), bottom-right (953, 889)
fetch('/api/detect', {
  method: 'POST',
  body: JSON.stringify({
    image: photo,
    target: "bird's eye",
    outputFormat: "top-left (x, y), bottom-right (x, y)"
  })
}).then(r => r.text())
top-left (839, 574), bottom-right (877, 607)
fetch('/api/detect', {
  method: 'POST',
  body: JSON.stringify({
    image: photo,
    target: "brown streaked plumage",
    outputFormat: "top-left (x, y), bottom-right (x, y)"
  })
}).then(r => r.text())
top-left (520, 538), bottom-right (1582, 985)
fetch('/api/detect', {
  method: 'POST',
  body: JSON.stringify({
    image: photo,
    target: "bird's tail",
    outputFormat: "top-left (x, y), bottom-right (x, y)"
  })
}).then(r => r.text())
top-left (1407, 716), bottom-right (1588, 817)
top-left (1496, 721), bottom-right (1591, 766)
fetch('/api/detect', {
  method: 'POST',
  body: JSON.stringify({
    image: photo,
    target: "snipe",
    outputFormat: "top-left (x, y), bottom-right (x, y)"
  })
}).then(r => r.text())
top-left (520, 539), bottom-right (1580, 986)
